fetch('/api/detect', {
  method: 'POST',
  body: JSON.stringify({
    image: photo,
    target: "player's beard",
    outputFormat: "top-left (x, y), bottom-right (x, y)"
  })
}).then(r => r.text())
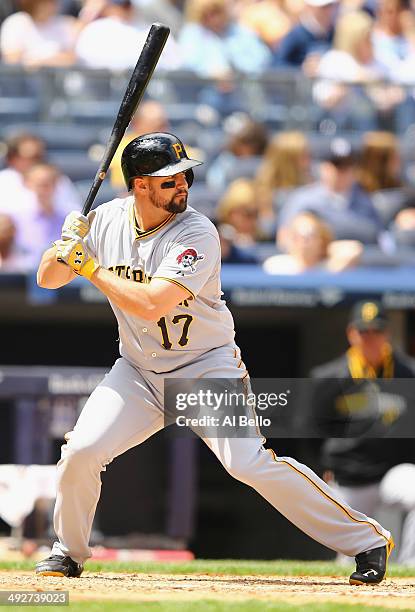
top-left (149, 185), bottom-right (188, 214)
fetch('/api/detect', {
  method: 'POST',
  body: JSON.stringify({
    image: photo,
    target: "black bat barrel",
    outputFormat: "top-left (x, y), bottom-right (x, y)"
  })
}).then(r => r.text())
top-left (82, 23), bottom-right (170, 215)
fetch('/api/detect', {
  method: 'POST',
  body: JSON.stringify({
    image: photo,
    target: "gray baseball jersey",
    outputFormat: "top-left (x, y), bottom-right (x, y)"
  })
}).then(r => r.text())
top-left (85, 196), bottom-right (236, 373)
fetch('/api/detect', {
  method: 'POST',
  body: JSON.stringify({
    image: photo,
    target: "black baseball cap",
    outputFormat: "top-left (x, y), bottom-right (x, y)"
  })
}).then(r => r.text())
top-left (349, 300), bottom-right (388, 331)
top-left (323, 138), bottom-right (355, 167)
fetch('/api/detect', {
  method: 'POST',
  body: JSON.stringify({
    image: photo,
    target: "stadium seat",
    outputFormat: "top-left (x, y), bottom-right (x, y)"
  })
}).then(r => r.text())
top-left (225, 156), bottom-right (263, 183)
top-left (250, 104), bottom-right (289, 131)
top-left (0, 123), bottom-right (100, 151)
top-left (173, 124), bottom-right (201, 148)
top-left (0, 67), bottom-right (40, 97)
top-left (167, 70), bottom-right (211, 105)
top-left (48, 151), bottom-right (101, 183)
top-left (74, 179), bottom-right (121, 209)
top-left (272, 187), bottom-right (297, 213)
top-left (251, 242), bottom-right (278, 263)
top-left (403, 161), bottom-right (415, 187)
top-left (362, 244), bottom-right (415, 266)
top-left (65, 100), bottom-right (120, 125)
top-left (187, 184), bottom-right (220, 219)
top-left (372, 189), bottom-right (409, 226)
top-left (249, 69), bottom-right (308, 129)
top-left (165, 103), bottom-right (202, 126)
top-left (51, 68), bottom-right (121, 102)
top-left (195, 127), bottom-right (226, 160)
top-left (145, 75), bottom-right (180, 106)
top-left (189, 160), bottom-right (208, 183)
top-left (0, 97), bottom-right (40, 124)
top-left (392, 232), bottom-right (415, 252)
top-left (306, 132), bottom-right (364, 161)
top-left (400, 131), bottom-right (415, 162)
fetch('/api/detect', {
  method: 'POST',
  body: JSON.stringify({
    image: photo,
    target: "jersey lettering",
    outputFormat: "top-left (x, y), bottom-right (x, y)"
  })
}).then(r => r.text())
top-left (108, 266), bottom-right (151, 284)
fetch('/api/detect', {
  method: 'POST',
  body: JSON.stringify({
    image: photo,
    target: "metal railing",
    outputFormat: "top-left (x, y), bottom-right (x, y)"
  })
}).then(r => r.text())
top-left (0, 65), bottom-right (313, 129)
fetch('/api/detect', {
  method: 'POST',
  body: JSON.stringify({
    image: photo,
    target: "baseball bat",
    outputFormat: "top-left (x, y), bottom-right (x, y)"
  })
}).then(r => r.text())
top-left (81, 23), bottom-right (170, 215)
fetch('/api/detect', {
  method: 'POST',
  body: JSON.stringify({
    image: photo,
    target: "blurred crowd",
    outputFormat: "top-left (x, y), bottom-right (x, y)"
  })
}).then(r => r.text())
top-left (2, 104), bottom-right (415, 273)
top-left (2, 0), bottom-right (415, 272)
top-left (2, 0), bottom-right (415, 80)
top-left (2, 0), bottom-right (415, 118)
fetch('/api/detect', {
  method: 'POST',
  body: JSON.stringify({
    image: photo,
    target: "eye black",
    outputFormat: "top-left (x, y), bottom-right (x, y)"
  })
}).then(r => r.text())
top-left (161, 180), bottom-right (176, 189)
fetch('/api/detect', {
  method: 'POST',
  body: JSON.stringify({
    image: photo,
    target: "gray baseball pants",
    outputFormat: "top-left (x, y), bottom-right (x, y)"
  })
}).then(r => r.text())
top-left (51, 348), bottom-right (392, 563)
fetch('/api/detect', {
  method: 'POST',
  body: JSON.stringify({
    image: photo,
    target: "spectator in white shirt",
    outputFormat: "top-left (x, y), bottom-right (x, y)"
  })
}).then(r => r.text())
top-left (75, 0), bottom-right (182, 70)
top-left (0, 0), bottom-right (77, 67)
top-left (372, 0), bottom-right (415, 82)
top-left (0, 133), bottom-right (80, 220)
top-left (264, 211), bottom-right (363, 274)
top-left (315, 11), bottom-right (406, 129)
top-left (131, 0), bottom-right (184, 36)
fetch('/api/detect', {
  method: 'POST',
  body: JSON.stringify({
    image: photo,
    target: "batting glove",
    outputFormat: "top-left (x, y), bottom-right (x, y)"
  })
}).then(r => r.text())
top-left (61, 210), bottom-right (96, 241)
top-left (55, 237), bottom-right (99, 280)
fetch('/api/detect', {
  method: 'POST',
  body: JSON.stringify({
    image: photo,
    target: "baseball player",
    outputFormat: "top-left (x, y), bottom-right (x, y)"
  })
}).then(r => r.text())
top-left (35, 133), bottom-right (393, 584)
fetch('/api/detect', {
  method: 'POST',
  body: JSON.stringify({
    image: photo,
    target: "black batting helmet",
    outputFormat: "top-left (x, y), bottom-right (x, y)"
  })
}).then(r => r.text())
top-left (121, 132), bottom-right (203, 190)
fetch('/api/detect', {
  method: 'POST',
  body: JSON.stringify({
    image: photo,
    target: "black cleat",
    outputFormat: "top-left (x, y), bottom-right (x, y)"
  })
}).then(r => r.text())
top-left (35, 555), bottom-right (83, 578)
top-left (349, 543), bottom-right (392, 585)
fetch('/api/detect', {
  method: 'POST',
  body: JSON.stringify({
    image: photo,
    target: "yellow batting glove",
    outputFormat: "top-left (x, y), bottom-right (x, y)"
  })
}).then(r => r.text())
top-left (55, 238), bottom-right (99, 280)
top-left (61, 210), bottom-right (96, 241)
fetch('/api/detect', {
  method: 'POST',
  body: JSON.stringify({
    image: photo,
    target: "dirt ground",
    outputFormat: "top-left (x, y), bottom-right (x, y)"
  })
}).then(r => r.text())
top-left (0, 571), bottom-right (415, 608)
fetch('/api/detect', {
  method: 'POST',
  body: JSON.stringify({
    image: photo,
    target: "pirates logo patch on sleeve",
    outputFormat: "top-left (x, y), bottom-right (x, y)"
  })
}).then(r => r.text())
top-left (176, 248), bottom-right (205, 276)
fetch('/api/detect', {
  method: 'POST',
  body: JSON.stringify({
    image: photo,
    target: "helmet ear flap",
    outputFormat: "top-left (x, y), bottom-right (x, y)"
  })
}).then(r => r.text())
top-left (185, 168), bottom-right (194, 188)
